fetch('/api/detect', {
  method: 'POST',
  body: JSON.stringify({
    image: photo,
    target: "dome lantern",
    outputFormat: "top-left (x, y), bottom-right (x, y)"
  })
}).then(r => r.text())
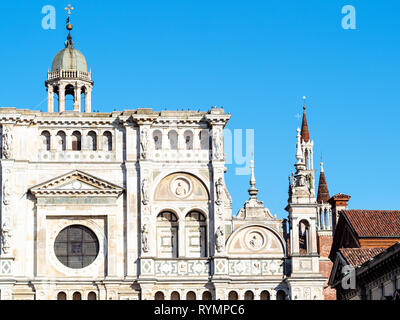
top-left (45, 5), bottom-right (93, 113)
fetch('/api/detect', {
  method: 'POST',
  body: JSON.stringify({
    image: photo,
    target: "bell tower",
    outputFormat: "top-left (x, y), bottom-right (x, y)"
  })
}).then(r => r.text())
top-left (286, 122), bottom-right (324, 300)
top-left (45, 5), bottom-right (93, 113)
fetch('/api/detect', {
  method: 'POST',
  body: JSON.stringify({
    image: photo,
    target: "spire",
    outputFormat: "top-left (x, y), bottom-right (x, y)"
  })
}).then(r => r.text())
top-left (295, 127), bottom-right (303, 164)
top-left (248, 160), bottom-right (258, 198)
top-left (317, 162), bottom-right (330, 204)
top-left (300, 98), bottom-right (310, 143)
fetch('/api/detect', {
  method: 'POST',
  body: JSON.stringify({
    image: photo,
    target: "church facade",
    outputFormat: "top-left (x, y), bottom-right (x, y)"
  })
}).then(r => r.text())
top-left (0, 23), bottom-right (335, 300)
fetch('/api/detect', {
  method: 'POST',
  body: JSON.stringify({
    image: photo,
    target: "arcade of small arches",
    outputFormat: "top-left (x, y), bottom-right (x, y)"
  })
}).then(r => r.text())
top-left (40, 130), bottom-right (113, 152)
top-left (56, 291), bottom-right (97, 300)
top-left (151, 128), bottom-right (211, 151)
top-left (47, 81), bottom-right (92, 113)
top-left (153, 289), bottom-right (288, 300)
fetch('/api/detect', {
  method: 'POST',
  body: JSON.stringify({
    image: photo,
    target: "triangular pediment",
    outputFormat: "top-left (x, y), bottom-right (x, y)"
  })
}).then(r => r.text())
top-left (29, 170), bottom-right (124, 197)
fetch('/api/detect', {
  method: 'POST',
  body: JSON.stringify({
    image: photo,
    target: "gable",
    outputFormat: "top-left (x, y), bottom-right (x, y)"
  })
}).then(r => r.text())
top-left (29, 170), bottom-right (124, 197)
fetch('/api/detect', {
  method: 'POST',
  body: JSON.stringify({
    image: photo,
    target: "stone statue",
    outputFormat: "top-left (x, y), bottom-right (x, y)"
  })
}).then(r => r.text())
top-left (213, 128), bottom-right (223, 159)
top-left (141, 178), bottom-right (149, 205)
top-left (215, 177), bottom-right (224, 205)
top-left (215, 226), bottom-right (225, 253)
top-left (2, 127), bottom-right (13, 159)
top-left (140, 129), bottom-right (149, 159)
top-left (2, 178), bottom-right (11, 206)
top-left (141, 224), bottom-right (149, 253)
top-left (0, 222), bottom-right (12, 255)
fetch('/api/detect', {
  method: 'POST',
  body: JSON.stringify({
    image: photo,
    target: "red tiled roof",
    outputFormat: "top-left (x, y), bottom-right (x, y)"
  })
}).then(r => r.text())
top-left (344, 210), bottom-right (400, 237)
top-left (339, 247), bottom-right (385, 267)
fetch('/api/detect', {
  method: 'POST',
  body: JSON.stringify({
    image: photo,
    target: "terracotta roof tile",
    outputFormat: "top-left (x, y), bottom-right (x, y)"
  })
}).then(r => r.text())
top-left (344, 210), bottom-right (400, 238)
top-left (339, 247), bottom-right (386, 267)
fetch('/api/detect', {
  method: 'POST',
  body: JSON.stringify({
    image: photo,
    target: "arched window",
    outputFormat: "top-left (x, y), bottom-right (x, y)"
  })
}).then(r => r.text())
top-left (276, 290), bottom-right (286, 300)
top-left (170, 291), bottom-right (180, 300)
top-left (154, 291), bottom-right (164, 300)
top-left (185, 211), bottom-right (207, 257)
top-left (71, 131), bottom-right (81, 151)
top-left (153, 130), bottom-right (162, 150)
top-left (199, 130), bottom-right (209, 150)
top-left (72, 292), bottom-right (82, 300)
top-left (184, 130), bottom-right (193, 150)
top-left (260, 290), bottom-right (270, 300)
top-left (87, 131), bottom-right (97, 151)
top-left (41, 131), bottom-right (50, 151)
top-left (168, 130), bottom-right (178, 150)
top-left (186, 291), bottom-right (196, 300)
top-left (57, 292), bottom-right (67, 300)
top-left (65, 84), bottom-right (75, 111)
top-left (299, 220), bottom-right (310, 255)
top-left (228, 291), bottom-right (238, 300)
top-left (87, 292), bottom-right (97, 300)
top-left (56, 131), bottom-right (66, 151)
top-left (202, 291), bottom-right (212, 300)
top-left (244, 291), bottom-right (254, 300)
top-left (157, 212), bottom-right (178, 258)
top-left (102, 131), bottom-right (112, 151)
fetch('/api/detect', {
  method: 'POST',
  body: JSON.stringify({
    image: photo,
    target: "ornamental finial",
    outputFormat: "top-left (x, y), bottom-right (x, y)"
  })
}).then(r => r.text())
top-left (248, 159), bottom-right (258, 198)
top-left (64, 4), bottom-right (75, 48)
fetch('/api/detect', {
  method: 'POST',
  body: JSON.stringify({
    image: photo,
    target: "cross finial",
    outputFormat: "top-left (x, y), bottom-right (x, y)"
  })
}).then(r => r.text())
top-left (65, 4), bottom-right (74, 16)
top-left (302, 96), bottom-right (307, 110)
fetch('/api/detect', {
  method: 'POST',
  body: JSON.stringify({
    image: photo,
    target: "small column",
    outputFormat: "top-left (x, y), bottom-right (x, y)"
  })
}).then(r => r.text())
top-left (193, 129), bottom-right (201, 150)
top-left (85, 87), bottom-right (92, 113)
top-left (58, 83), bottom-right (65, 112)
top-left (73, 85), bottom-right (81, 112)
top-left (47, 85), bottom-right (54, 112)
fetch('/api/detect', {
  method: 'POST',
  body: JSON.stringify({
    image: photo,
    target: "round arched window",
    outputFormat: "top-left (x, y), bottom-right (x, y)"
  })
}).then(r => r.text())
top-left (54, 225), bottom-right (99, 269)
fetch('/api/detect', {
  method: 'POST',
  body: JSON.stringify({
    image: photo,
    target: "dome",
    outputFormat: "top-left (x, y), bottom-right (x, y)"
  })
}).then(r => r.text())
top-left (51, 47), bottom-right (88, 73)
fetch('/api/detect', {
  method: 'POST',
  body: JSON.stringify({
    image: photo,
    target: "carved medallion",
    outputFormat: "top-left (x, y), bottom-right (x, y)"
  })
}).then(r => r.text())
top-left (170, 177), bottom-right (192, 198)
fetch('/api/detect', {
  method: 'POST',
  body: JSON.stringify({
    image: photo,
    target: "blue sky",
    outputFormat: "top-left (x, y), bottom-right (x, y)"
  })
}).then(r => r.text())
top-left (1, 1), bottom-right (400, 218)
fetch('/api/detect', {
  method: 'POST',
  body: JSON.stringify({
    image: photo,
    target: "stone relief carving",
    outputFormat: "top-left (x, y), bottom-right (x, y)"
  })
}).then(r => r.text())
top-left (171, 177), bottom-right (191, 198)
top-left (2, 127), bottom-right (13, 159)
top-left (141, 224), bottom-right (149, 253)
top-left (140, 128), bottom-right (149, 159)
top-left (215, 177), bottom-right (224, 205)
top-left (0, 222), bottom-right (12, 255)
top-left (215, 226), bottom-right (225, 253)
top-left (246, 231), bottom-right (264, 250)
top-left (141, 178), bottom-right (149, 205)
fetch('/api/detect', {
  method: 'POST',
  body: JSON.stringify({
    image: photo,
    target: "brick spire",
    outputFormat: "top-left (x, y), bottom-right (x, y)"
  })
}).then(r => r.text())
top-left (317, 162), bottom-right (330, 204)
top-left (300, 105), bottom-right (310, 143)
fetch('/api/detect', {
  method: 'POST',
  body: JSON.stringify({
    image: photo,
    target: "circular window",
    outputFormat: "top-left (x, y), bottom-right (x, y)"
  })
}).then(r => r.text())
top-left (54, 225), bottom-right (99, 269)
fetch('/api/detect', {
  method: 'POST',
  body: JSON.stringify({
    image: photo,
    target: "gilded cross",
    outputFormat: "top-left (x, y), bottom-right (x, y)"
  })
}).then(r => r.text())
top-left (65, 4), bottom-right (74, 16)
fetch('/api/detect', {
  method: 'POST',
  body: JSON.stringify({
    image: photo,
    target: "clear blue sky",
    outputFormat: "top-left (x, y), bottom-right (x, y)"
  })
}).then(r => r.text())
top-left (1, 1), bottom-right (400, 218)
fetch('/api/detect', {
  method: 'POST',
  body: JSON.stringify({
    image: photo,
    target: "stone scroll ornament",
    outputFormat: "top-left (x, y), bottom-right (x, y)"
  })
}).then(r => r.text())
top-left (140, 129), bottom-right (149, 159)
top-left (141, 178), bottom-right (149, 205)
top-left (141, 224), bottom-right (149, 253)
top-left (2, 127), bottom-right (13, 159)
top-left (215, 226), bottom-right (225, 253)
top-left (0, 222), bottom-right (12, 255)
